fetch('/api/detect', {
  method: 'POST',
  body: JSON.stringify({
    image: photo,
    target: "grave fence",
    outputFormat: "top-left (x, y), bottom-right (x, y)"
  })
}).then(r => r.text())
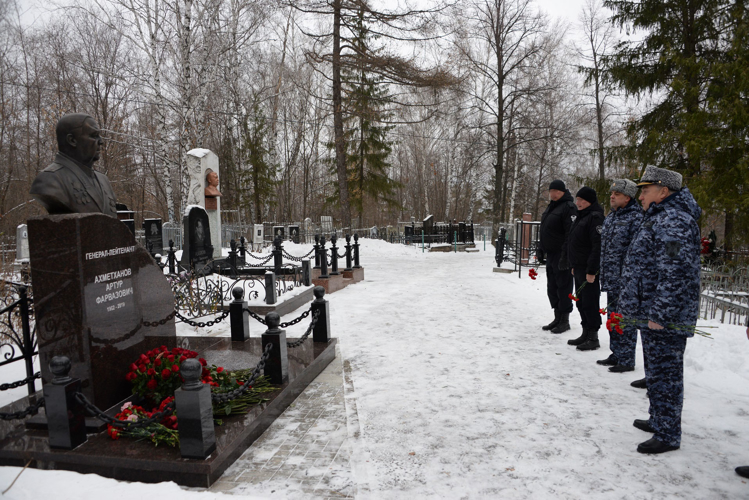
top-left (700, 264), bottom-right (749, 326)
top-left (0, 285), bottom-right (332, 460)
top-left (0, 284), bottom-right (39, 399)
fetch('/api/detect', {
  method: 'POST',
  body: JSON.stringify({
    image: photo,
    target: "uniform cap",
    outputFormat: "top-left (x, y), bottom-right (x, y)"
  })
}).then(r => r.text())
top-left (637, 166), bottom-right (682, 191)
top-left (610, 179), bottom-right (638, 199)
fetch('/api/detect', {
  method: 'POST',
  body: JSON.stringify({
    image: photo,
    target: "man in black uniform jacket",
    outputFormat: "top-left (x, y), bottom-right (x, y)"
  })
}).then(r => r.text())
top-left (566, 186), bottom-right (605, 350)
top-left (537, 180), bottom-right (577, 334)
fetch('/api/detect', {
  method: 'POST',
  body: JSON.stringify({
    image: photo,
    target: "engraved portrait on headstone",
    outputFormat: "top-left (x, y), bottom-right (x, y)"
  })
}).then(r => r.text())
top-left (30, 114), bottom-right (118, 217)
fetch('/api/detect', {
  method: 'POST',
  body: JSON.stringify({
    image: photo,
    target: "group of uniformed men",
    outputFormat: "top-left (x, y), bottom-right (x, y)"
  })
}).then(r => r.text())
top-left (536, 165), bottom-right (702, 455)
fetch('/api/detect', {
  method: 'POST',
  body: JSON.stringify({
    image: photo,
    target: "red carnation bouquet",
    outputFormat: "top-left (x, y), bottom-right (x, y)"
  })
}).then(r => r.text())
top-left (605, 311), bottom-right (714, 338)
top-left (126, 346), bottom-right (200, 404)
top-left (107, 397), bottom-right (179, 447)
top-left (528, 268), bottom-right (538, 280)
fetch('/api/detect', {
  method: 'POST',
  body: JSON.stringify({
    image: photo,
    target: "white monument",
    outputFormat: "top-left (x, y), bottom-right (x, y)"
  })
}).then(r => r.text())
top-left (16, 224), bottom-right (29, 262)
top-left (185, 149), bottom-right (222, 258)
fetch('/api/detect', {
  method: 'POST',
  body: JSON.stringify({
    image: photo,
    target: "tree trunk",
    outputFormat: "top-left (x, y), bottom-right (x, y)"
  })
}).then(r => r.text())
top-left (332, 0), bottom-right (351, 229)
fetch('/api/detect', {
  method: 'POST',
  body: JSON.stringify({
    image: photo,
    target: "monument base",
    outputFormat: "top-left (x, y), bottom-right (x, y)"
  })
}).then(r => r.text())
top-left (342, 268), bottom-right (364, 283)
top-left (312, 274), bottom-right (345, 294)
top-left (0, 336), bottom-right (337, 488)
top-left (493, 267), bottom-right (514, 274)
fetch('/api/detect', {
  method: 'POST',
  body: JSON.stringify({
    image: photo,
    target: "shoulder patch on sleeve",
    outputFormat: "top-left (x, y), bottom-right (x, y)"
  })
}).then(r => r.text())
top-left (596, 225), bottom-right (603, 234)
top-left (665, 240), bottom-right (681, 259)
top-left (571, 215), bottom-right (577, 223)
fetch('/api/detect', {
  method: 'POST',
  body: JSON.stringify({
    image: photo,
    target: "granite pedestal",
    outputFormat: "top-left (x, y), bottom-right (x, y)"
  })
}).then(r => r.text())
top-left (0, 336), bottom-right (337, 487)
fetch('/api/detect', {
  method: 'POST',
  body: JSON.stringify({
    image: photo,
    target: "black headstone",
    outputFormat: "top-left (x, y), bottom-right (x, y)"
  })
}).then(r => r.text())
top-left (143, 218), bottom-right (163, 256)
top-left (423, 215), bottom-right (434, 235)
top-left (288, 225), bottom-right (300, 244)
top-left (28, 213), bottom-right (177, 410)
top-left (459, 222), bottom-right (467, 243)
top-left (404, 225), bottom-right (413, 238)
top-left (181, 207), bottom-right (213, 269)
top-left (273, 225), bottom-right (285, 240)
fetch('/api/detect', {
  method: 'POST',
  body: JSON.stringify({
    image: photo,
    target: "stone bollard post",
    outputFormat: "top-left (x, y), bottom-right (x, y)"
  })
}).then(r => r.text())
top-left (353, 234), bottom-right (361, 269)
top-left (175, 358), bottom-right (216, 459)
top-left (228, 239), bottom-right (238, 270)
top-left (272, 236), bottom-right (283, 275)
top-left (261, 312), bottom-right (288, 384)
top-left (319, 236), bottom-right (329, 278)
top-left (265, 271), bottom-right (277, 305)
top-left (44, 356), bottom-right (87, 449)
top-left (330, 234), bottom-right (340, 275)
top-left (229, 286), bottom-right (250, 341)
top-left (168, 239), bottom-right (177, 274)
top-left (238, 236), bottom-right (247, 264)
top-left (311, 286), bottom-right (331, 343)
top-left (313, 234), bottom-right (321, 269)
top-left (344, 234), bottom-right (353, 271)
top-left (302, 259), bottom-right (312, 286)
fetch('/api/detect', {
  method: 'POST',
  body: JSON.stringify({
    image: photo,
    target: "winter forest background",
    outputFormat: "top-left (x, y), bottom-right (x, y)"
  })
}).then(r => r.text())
top-left (0, 0), bottom-right (747, 254)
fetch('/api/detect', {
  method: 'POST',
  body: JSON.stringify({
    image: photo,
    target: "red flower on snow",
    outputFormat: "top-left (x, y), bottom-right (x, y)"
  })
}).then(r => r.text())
top-left (528, 269), bottom-right (538, 280)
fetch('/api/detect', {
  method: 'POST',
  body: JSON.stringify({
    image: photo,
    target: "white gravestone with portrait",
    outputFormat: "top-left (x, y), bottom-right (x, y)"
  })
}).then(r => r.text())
top-left (185, 149), bottom-right (222, 259)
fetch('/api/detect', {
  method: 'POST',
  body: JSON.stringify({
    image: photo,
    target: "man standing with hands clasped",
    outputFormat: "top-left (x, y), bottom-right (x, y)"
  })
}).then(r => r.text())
top-left (618, 166), bottom-right (701, 454)
top-left (537, 180), bottom-right (577, 334)
top-left (565, 187), bottom-right (605, 350)
top-left (597, 179), bottom-right (643, 372)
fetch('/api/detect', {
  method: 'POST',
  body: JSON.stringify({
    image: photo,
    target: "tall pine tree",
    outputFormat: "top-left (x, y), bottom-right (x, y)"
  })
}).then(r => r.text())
top-left (332, 8), bottom-right (400, 228)
top-left (603, 0), bottom-right (748, 248)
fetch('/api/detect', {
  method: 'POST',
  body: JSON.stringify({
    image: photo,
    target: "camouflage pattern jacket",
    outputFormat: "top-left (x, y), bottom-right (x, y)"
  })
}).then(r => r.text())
top-left (618, 188), bottom-right (702, 336)
top-left (599, 199), bottom-right (644, 294)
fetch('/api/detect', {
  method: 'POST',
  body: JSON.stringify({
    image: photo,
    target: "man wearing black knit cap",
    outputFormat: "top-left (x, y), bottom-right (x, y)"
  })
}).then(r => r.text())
top-left (566, 186), bottom-right (605, 350)
top-left (537, 179), bottom-right (577, 333)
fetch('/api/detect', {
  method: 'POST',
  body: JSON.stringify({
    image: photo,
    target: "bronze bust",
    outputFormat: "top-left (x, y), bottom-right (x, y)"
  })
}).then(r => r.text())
top-left (30, 113), bottom-right (118, 217)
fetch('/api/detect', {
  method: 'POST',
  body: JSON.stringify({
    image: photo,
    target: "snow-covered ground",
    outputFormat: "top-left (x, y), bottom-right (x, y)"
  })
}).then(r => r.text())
top-left (2, 239), bottom-right (749, 499)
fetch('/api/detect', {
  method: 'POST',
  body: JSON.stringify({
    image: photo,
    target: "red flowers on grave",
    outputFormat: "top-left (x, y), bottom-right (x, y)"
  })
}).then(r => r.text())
top-left (700, 236), bottom-right (711, 255)
top-left (127, 346), bottom-right (199, 403)
top-left (106, 398), bottom-right (179, 447)
top-left (528, 268), bottom-right (538, 280)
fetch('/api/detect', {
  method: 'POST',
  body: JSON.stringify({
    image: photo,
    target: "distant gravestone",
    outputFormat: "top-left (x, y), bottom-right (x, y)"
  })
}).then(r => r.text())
top-left (122, 219), bottom-right (135, 235)
top-left (320, 216), bottom-right (333, 234)
top-left (185, 149), bottom-right (222, 259)
top-left (423, 215), bottom-right (434, 235)
top-left (253, 224), bottom-right (264, 247)
top-left (15, 224), bottom-right (29, 261)
top-left (273, 225), bottom-right (285, 240)
top-left (459, 222), bottom-right (467, 243)
top-left (181, 206), bottom-right (213, 270)
top-left (28, 213), bottom-right (176, 410)
top-left (289, 225), bottom-right (300, 244)
top-left (404, 225), bottom-right (413, 238)
top-left (143, 218), bottom-right (163, 256)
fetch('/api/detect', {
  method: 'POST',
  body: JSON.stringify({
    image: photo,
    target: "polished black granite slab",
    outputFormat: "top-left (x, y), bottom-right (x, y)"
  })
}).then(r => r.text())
top-left (0, 336), bottom-right (337, 488)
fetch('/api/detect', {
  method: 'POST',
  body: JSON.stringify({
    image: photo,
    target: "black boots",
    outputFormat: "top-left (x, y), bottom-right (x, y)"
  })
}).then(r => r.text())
top-left (609, 364), bottom-right (635, 373)
top-left (631, 378), bottom-right (647, 389)
top-left (542, 310), bottom-right (561, 331)
top-left (736, 466), bottom-right (749, 479)
top-left (567, 328), bottom-right (588, 346)
top-left (596, 354), bottom-right (618, 366)
top-left (577, 329), bottom-right (600, 351)
top-left (550, 313), bottom-right (570, 334)
top-left (637, 437), bottom-right (679, 454)
top-left (633, 419), bottom-right (655, 433)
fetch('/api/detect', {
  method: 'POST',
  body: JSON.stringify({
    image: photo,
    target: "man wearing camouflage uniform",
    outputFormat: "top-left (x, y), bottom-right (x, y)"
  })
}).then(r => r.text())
top-left (596, 179), bottom-right (643, 372)
top-left (618, 166), bottom-right (701, 454)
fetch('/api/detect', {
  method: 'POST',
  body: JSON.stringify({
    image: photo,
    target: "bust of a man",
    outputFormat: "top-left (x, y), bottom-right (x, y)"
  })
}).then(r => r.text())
top-left (204, 169), bottom-right (221, 198)
top-left (30, 114), bottom-right (118, 217)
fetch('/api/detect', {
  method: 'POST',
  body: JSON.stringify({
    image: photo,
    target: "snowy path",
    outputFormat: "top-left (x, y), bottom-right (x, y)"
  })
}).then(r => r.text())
top-left (332, 240), bottom-right (749, 499)
top-left (2, 239), bottom-right (749, 499)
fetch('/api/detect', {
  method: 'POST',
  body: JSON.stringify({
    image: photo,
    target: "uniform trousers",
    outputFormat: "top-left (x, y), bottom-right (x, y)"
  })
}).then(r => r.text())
top-left (607, 292), bottom-right (637, 367)
top-left (641, 328), bottom-right (687, 447)
top-left (573, 268), bottom-right (601, 331)
top-left (545, 251), bottom-right (574, 314)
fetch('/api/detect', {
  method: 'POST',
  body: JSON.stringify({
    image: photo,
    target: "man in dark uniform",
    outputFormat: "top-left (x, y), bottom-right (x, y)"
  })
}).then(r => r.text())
top-left (618, 165), bottom-right (701, 454)
top-left (597, 179), bottom-right (643, 371)
top-left (537, 179), bottom-right (577, 334)
top-left (30, 113), bottom-right (118, 217)
top-left (565, 187), bottom-right (605, 350)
